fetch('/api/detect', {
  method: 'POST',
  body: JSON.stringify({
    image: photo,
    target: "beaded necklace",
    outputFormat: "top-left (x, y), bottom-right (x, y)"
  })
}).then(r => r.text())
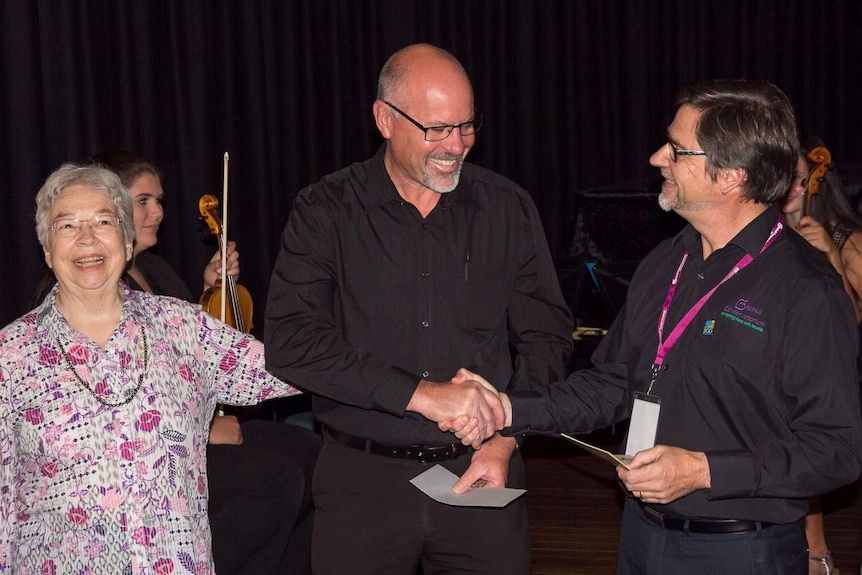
top-left (57, 326), bottom-right (148, 407)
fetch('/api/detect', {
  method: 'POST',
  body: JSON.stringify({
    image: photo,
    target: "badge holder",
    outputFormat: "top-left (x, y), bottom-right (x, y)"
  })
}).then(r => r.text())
top-left (624, 392), bottom-right (661, 456)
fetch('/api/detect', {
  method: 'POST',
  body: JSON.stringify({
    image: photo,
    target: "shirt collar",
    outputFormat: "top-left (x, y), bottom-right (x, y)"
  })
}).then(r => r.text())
top-left (35, 282), bottom-right (154, 339)
top-left (674, 204), bottom-right (780, 258)
top-left (365, 143), bottom-right (482, 213)
top-left (730, 204), bottom-right (782, 257)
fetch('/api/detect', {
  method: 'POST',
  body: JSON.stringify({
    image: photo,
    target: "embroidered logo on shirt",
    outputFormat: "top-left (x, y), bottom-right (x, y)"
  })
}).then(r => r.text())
top-left (702, 320), bottom-right (715, 336)
top-left (720, 298), bottom-right (766, 333)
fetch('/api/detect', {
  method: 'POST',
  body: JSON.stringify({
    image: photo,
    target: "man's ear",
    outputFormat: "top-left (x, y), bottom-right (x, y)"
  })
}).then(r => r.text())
top-left (719, 167), bottom-right (747, 196)
top-left (373, 100), bottom-right (393, 139)
top-left (372, 100), bottom-right (394, 140)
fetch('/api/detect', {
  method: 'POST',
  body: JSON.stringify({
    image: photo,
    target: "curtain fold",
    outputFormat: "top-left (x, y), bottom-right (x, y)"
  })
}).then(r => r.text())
top-left (2, 0), bottom-right (860, 329)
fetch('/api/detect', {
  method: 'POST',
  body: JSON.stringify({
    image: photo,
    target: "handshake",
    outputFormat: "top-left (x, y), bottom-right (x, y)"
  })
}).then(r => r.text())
top-left (407, 368), bottom-right (513, 450)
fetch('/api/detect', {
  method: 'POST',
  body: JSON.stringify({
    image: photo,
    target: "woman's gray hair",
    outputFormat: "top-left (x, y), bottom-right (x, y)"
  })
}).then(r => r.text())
top-left (35, 163), bottom-right (136, 249)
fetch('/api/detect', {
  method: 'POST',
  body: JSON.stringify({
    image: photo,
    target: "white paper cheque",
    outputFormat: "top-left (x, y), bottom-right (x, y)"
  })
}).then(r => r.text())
top-left (410, 464), bottom-right (526, 507)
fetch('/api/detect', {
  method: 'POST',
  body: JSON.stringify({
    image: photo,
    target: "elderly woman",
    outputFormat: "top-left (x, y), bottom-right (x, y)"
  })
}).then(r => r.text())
top-left (0, 164), bottom-right (300, 574)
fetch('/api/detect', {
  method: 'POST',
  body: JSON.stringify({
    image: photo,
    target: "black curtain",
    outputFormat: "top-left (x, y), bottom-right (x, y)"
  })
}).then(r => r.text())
top-left (2, 0), bottom-right (860, 332)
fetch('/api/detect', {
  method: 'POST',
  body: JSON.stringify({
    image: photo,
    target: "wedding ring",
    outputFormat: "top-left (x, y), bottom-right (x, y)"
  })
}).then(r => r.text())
top-left (639, 491), bottom-right (643, 499)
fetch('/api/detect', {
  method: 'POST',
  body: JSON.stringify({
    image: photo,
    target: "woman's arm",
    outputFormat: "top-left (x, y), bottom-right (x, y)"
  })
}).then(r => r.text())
top-left (839, 233), bottom-right (862, 323)
top-left (798, 217), bottom-right (862, 323)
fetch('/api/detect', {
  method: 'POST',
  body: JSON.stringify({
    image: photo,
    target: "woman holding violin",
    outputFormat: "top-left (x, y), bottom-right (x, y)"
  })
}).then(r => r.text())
top-left (123, 162), bottom-right (241, 308)
top-left (780, 138), bottom-right (862, 322)
top-left (92, 149), bottom-right (319, 575)
top-left (780, 138), bottom-right (862, 575)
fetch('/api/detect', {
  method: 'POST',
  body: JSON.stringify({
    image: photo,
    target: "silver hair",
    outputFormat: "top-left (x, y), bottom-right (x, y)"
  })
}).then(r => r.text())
top-left (35, 163), bottom-right (135, 249)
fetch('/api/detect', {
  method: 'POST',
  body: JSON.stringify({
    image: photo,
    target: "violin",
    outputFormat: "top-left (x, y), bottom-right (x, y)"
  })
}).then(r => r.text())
top-left (801, 146), bottom-right (833, 219)
top-left (198, 154), bottom-right (254, 333)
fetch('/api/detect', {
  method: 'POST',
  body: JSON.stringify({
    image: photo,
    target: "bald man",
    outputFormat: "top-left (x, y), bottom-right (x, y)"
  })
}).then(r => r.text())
top-left (265, 44), bottom-right (573, 574)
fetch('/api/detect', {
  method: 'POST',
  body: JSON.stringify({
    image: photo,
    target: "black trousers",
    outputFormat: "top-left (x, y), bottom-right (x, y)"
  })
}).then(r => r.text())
top-left (208, 420), bottom-right (321, 575)
top-left (311, 437), bottom-right (530, 575)
top-left (616, 497), bottom-right (808, 574)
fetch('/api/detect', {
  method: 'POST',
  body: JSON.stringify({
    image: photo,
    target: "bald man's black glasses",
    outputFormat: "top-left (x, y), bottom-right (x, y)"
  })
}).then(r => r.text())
top-left (385, 101), bottom-right (483, 142)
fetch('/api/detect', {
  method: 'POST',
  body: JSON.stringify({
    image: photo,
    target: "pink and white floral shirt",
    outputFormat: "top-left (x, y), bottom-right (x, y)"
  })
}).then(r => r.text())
top-left (0, 286), bottom-right (300, 574)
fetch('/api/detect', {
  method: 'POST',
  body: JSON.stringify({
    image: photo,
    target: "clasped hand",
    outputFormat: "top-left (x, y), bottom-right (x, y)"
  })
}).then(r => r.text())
top-left (437, 368), bottom-right (513, 449)
top-left (208, 414), bottom-right (244, 445)
top-left (408, 368), bottom-right (507, 450)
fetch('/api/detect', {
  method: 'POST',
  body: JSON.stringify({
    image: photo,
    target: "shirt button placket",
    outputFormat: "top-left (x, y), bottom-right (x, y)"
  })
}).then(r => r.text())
top-left (419, 219), bottom-right (433, 388)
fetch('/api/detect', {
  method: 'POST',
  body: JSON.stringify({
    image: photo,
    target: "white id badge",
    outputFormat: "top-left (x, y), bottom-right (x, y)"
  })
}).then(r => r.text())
top-left (624, 392), bottom-right (661, 456)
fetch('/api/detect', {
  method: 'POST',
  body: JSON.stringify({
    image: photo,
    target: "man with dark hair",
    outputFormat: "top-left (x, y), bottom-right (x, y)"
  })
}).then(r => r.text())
top-left (264, 43), bottom-right (573, 574)
top-left (453, 79), bottom-right (862, 573)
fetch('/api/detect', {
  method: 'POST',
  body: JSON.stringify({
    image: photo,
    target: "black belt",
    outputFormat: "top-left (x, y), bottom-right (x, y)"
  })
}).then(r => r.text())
top-left (640, 503), bottom-right (772, 534)
top-left (323, 426), bottom-right (472, 464)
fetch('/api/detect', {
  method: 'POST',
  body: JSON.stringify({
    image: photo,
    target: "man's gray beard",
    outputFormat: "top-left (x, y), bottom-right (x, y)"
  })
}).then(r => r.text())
top-left (424, 162), bottom-right (464, 194)
top-left (657, 190), bottom-right (675, 212)
top-left (658, 190), bottom-right (712, 214)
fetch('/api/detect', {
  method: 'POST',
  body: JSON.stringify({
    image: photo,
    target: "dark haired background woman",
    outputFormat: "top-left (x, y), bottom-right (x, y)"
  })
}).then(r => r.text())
top-left (780, 137), bottom-right (862, 575)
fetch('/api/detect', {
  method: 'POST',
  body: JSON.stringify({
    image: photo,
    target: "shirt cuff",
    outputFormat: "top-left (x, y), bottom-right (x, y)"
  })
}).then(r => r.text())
top-left (703, 450), bottom-right (754, 499)
top-left (503, 391), bottom-right (560, 435)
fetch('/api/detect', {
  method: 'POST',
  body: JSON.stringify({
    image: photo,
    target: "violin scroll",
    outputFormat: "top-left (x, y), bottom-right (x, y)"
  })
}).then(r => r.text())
top-left (802, 146), bottom-right (832, 219)
top-left (199, 194), bottom-right (222, 238)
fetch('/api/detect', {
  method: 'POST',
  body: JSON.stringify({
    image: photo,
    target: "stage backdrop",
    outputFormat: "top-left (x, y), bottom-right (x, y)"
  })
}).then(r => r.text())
top-left (1, 0), bottom-right (860, 332)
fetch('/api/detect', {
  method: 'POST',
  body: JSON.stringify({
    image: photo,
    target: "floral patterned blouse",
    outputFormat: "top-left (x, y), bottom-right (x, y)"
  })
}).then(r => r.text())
top-left (0, 285), bottom-right (300, 574)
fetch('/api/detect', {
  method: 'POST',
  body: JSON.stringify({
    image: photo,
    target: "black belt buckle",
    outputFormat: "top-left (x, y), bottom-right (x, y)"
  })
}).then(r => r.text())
top-left (324, 426), bottom-right (468, 463)
top-left (410, 443), bottom-right (460, 464)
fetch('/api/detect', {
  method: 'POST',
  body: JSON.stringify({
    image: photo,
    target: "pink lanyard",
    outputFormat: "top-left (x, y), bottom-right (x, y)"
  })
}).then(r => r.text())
top-left (647, 218), bottom-right (783, 394)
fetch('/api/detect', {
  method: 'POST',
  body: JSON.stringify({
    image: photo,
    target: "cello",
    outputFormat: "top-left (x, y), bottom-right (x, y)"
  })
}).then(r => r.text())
top-left (198, 153), bottom-right (254, 333)
top-left (801, 146), bottom-right (833, 220)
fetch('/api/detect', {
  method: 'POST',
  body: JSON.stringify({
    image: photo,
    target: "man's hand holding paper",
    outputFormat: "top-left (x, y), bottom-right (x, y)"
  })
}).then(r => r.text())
top-left (617, 445), bottom-right (712, 504)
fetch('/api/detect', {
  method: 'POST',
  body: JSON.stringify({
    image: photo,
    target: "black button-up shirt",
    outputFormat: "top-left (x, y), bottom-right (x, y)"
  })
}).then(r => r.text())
top-left (265, 145), bottom-right (573, 446)
top-left (509, 205), bottom-right (862, 524)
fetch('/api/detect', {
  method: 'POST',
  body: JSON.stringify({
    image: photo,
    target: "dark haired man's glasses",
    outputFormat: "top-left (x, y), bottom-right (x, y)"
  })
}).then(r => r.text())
top-left (385, 101), bottom-right (483, 142)
top-left (668, 142), bottom-right (707, 163)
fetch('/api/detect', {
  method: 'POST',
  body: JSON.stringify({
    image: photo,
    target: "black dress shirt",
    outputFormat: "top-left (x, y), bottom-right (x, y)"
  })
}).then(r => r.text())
top-left (509, 205), bottom-right (862, 524)
top-left (264, 145), bottom-right (573, 446)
